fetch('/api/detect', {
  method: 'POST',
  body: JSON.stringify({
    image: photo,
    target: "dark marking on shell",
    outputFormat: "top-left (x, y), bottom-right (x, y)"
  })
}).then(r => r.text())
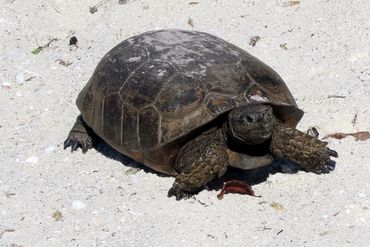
top-left (139, 106), bottom-right (160, 150)
top-left (121, 104), bottom-right (139, 150)
top-left (103, 93), bottom-right (123, 145)
top-left (206, 95), bottom-right (238, 115)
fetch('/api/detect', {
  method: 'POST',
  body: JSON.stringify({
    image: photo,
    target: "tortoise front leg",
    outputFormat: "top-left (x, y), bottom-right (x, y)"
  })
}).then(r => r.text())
top-left (64, 115), bottom-right (93, 153)
top-left (270, 123), bottom-right (338, 174)
top-left (168, 128), bottom-right (229, 200)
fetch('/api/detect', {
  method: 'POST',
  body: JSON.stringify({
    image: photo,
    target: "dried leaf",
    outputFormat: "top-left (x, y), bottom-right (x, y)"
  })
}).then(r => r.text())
top-left (217, 180), bottom-right (258, 200)
top-left (324, 131), bottom-right (370, 141)
top-left (271, 202), bottom-right (284, 211)
top-left (31, 38), bottom-right (59, 54)
top-left (187, 17), bottom-right (194, 27)
top-left (249, 36), bottom-right (261, 47)
top-left (52, 210), bottom-right (63, 221)
top-left (124, 167), bottom-right (141, 175)
top-left (282, 1), bottom-right (300, 7)
top-left (280, 43), bottom-right (288, 50)
top-left (31, 47), bottom-right (43, 54)
top-left (55, 59), bottom-right (73, 67)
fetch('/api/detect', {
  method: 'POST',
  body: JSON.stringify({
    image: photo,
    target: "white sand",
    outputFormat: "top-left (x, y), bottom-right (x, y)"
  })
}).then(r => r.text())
top-left (1, 0), bottom-right (369, 246)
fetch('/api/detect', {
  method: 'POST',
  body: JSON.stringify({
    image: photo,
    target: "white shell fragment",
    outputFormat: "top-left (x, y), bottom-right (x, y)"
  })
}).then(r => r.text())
top-left (25, 156), bottom-right (38, 164)
top-left (16, 71), bottom-right (24, 84)
top-left (44, 145), bottom-right (56, 154)
top-left (71, 200), bottom-right (86, 210)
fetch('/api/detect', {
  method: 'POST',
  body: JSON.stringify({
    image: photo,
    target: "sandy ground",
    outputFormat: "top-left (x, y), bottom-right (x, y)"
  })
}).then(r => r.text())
top-left (1, 0), bottom-right (370, 246)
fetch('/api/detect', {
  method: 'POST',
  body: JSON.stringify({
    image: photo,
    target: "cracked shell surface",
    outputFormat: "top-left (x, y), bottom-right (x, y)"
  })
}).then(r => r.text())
top-left (76, 29), bottom-right (303, 175)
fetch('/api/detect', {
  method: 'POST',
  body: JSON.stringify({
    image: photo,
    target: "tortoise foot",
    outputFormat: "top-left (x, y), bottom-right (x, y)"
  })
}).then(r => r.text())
top-left (303, 147), bottom-right (337, 174)
top-left (271, 123), bottom-right (338, 174)
top-left (64, 115), bottom-right (93, 153)
top-left (167, 184), bottom-right (193, 200)
top-left (64, 132), bottom-right (92, 153)
top-left (309, 160), bottom-right (336, 174)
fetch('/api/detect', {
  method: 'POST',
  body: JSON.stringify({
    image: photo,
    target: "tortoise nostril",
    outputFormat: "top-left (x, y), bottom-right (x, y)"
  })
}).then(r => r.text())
top-left (246, 116), bottom-right (254, 123)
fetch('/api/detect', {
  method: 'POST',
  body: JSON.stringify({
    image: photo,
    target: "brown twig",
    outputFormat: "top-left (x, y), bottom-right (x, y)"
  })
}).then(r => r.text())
top-left (0, 229), bottom-right (15, 239)
top-left (328, 95), bottom-right (346, 98)
top-left (90, 0), bottom-right (108, 14)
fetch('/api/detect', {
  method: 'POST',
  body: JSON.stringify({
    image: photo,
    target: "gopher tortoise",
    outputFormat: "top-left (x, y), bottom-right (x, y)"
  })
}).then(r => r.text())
top-left (64, 29), bottom-right (337, 200)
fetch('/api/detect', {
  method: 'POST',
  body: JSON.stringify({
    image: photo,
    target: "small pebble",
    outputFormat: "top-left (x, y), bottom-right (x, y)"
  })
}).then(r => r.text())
top-left (25, 156), bottom-right (38, 164)
top-left (16, 91), bottom-right (23, 97)
top-left (69, 36), bottom-right (78, 46)
top-left (72, 200), bottom-right (86, 210)
top-left (44, 145), bottom-right (55, 154)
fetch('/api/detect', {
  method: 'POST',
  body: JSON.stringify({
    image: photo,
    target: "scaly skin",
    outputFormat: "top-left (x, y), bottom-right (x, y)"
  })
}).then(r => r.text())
top-left (270, 123), bottom-right (338, 174)
top-left (168, 127), bottom-right (229, 200)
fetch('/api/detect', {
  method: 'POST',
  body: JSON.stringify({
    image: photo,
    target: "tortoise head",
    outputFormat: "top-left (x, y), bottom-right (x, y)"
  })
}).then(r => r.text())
top-left (228, 104), bottom-right (274, 145)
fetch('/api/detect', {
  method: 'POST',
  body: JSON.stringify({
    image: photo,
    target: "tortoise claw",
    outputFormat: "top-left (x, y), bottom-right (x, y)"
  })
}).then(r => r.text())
top-left (311, 160), bottom-right (336, 174)
top-left (71, 140), bottom-right (80, 152)
top-left (168, 185), bottom-right (193, 200)
top-left (63, 132), bottom-right (92, 153)
top-left (327, 148), bottom-right (338, 158)
top-left (63, 139), bottom-right (72, 150)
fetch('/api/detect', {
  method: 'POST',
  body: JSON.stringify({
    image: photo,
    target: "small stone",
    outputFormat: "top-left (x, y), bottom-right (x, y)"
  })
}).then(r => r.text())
top-left (16, 91), bottom-right (23, 97)
top-left (25, 156), bottom-right (38, 164)
top-left (69, 36), bottom-right (78, 46)
top-left (71, 200), bottom-right (86, 210)
top-left (44, 145), bottom-right (55, 154)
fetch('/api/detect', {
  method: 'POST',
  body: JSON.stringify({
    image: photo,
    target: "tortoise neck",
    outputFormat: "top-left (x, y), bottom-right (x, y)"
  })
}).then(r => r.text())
top-left (221, 121), bottom-right (230, 144)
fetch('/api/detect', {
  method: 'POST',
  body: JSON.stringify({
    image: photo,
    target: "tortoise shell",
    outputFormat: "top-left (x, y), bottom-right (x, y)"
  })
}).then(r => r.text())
top-left (76, 29), bottom-right (303, 175)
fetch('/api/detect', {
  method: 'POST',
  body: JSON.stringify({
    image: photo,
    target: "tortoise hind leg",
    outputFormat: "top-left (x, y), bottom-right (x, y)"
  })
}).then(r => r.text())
top-left (64, 115), bottom-right (93, 153)
top-left (168, 128), bottom-right (229, 200)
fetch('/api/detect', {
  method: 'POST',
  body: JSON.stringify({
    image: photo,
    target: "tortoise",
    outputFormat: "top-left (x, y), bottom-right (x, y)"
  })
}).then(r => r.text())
top-left (64, 29), bottom-right (338, 200)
